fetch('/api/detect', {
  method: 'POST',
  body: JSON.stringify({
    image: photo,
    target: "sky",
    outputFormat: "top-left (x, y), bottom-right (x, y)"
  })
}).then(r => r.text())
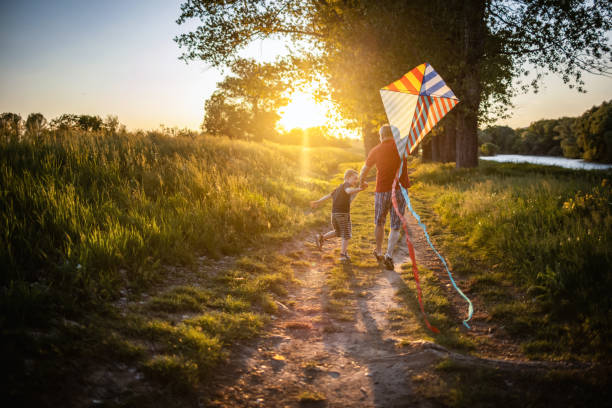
top-left (1, 0), bottom-right (611, 133)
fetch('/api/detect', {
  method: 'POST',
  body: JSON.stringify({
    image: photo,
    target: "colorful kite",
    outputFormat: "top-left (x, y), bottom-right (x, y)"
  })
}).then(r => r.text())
top-left (380, 63), bottom-right (473, 331)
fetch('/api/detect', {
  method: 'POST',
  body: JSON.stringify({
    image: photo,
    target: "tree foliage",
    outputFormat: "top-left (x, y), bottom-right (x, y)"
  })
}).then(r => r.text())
top-left (49, 114), bottom-right (104, 132)
top-left (478, 125), bottom-right (518, 153)
top-left (0, 113), bottom-right (23, 142)
top-left (478, 100), bottom-right (612, 163)
top-left (25, 113), bottom-right (47, 138)
top-left (175, 0), bottom-right (611, 166)
top-left (575, 100), bottom-right (612, 163)
top-left (488, 0), bottom-right (612, 92)
top-left (202, 58), bottom-right (292, 140)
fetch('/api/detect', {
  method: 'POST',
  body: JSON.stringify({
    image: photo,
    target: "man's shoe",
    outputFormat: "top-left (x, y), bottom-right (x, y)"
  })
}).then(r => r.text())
top-left (383, 255), bottom-right (394, 270)
top-left (373, 250), bottom-right (383, 263)
top-left (340, 253), bottom-right (351, 263)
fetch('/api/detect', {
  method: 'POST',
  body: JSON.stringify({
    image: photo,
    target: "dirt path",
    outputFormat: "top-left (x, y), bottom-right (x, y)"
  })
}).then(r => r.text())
top-left (203, 239), bottom-right (426, 407)
top-left (199, 220), bottom-right (576, 407)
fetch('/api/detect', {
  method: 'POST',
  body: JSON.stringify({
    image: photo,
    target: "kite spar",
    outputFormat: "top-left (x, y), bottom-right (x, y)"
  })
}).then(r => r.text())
top-left (380, 63), bottom-right (473, 331)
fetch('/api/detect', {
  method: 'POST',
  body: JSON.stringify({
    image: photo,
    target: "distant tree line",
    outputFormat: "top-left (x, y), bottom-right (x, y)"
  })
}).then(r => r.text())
top-left (476, 100), bottom-right (612, 163)
top-left (0, 112), bottom-right (125, 142)
top-left (266, 127), bottom-right (351, 148)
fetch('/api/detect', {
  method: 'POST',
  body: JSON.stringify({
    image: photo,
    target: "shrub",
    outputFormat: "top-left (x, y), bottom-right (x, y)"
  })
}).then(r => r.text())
top-left (479, 142), bottom-right (499, 156)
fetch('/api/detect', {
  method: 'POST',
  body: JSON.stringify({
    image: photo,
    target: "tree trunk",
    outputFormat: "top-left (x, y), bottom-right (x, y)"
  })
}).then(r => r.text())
top-left (455, 106), bottom-right (479, 167)
top-left (455, 0), bottom-right (485, 168)
top-left (362, 122), bottom-right (379, 156)
top-left (441, 130), bottom-right (450, 163)
top-left (431, 134), bottom-right (441, 162)
top-left (421, 138), bottom-right (432, 162)
top-left (440, 117), bottom-right (456, 163)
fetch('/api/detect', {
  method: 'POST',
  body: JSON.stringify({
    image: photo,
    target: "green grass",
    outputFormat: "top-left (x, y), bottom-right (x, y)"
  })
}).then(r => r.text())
top-left (0, 129), bottom-right (359, 319)
top-left (408, 160), bottom-right (612, 360)
top-left (425, 357), bottom-right (612, 407)
top-left (146, 286), bottom-right (211, 313)
top-left (0, 128), bottom-right (361, 406)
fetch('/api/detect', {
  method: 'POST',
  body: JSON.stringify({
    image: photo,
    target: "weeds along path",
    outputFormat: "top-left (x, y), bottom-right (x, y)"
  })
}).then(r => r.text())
top-left (200, 191), bottom-right (601, 408)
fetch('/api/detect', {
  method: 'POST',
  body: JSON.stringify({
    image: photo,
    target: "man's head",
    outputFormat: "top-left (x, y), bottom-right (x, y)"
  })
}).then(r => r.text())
top-left (379, 124), bottom-right (394, 142)
top-left (344, 169), bottom-right (359, 186)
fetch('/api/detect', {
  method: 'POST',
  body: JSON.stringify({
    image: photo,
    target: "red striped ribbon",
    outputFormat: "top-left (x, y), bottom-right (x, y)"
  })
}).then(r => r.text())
top-left (391, 172), bottom-right (440, 334)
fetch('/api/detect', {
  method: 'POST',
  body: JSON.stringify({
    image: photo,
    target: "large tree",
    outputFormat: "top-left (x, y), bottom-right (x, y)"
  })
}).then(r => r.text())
top-left (175, 0), bottom-right (611, 167)
top-left (203, 58), bottom-right (291, 141)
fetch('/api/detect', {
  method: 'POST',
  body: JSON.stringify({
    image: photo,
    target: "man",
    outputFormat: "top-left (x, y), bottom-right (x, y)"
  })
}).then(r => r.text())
top-left (359, 124), bottom-right (409, 270)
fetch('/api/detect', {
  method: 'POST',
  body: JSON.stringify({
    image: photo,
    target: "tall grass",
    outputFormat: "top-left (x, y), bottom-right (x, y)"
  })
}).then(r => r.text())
top-left (410, 161), bottom-right (612, 359)
top-left (0, 129), bottom-right (360, 325)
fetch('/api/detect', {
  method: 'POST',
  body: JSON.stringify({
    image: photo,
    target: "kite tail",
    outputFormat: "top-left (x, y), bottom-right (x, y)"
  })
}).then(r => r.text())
top-left (391, 176), bottom-right (439, 334)
top-left (396, 161), bottom-right (473, 329)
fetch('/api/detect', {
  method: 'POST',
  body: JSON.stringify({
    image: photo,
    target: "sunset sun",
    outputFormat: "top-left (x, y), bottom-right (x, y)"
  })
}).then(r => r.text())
top-left (277, 91), bottom-right (329, 130)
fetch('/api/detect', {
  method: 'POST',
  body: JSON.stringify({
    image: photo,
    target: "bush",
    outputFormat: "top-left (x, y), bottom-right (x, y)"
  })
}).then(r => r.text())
top-left (479, 142), bottom-right (499, 156)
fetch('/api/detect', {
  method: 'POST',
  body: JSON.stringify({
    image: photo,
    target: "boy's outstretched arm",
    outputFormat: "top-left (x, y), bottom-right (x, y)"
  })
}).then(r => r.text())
top-left (345, 182), bottom-right (367, 195)
top-left (310, 193), bottom-right (331, 208)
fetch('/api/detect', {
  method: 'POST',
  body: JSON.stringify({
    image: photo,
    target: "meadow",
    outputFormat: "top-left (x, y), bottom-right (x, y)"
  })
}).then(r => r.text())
top-left (2, 128), bottom-right (611, 406)
top-left (1, 129), bottom-right (358, 320)
top-left (0, 129), bottom-right (361, 406)
top-left (408, 161), bottom-right (612, 360)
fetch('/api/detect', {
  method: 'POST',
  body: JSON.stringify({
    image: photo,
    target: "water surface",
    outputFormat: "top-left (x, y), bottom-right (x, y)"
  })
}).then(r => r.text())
top-left (480, 154), bottom-right (612, 171)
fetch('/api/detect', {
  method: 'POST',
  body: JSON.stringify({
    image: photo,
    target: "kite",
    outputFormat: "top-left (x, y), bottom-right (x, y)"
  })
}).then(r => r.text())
top-left (380, 63), bottom-right (473, 331)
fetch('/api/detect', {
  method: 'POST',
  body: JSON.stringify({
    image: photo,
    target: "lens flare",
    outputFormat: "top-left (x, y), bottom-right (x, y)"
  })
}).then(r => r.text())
top-left (277, 91), bottom-right (328, 130)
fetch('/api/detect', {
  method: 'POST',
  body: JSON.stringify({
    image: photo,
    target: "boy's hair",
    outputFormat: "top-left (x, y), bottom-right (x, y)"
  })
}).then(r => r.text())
top-left (379, 124), bottom-right (394, 140)
top-left (344, 169), bottom-right (358, 180)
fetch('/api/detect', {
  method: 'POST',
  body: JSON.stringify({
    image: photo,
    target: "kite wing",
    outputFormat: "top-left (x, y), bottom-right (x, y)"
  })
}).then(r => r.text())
top-left (380, 63), bottom-right (459, 156)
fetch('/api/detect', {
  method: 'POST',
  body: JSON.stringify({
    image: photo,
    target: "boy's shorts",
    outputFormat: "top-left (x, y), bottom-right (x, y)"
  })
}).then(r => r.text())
top-left (331, 213), bottom-right (352, 239)
top-left (375, 190), bottom-right (405, 229)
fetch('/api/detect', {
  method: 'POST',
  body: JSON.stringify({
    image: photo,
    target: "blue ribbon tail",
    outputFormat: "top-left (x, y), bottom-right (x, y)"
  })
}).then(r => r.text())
top-left (398, 160), bottom-right (473, 329)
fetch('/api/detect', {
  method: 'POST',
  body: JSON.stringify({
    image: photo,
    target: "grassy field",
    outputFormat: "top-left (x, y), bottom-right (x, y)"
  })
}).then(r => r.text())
top-left (407, 160), bottom-right (612, 360)
top-left (3, 129), bottom-right (611, 405)
top-left (0, 130), bottom-right (359, 318)
top-left (0, 129), bottom-right (361, 406)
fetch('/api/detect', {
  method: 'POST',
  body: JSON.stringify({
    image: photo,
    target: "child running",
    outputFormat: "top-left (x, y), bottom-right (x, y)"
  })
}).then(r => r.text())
top-left (310, 169), bottom-right (367, 263)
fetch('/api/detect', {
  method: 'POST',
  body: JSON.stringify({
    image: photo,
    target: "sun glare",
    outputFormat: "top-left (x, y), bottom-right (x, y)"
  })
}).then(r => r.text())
top-left (277, 91), bottom-right (329, 130)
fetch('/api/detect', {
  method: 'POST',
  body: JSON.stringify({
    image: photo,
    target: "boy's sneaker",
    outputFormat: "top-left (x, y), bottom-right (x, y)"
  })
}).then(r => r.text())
top-left (373, 250), bottom-right (383, 263)
top-left (340, 253), bottom-right (351, 263)
top-left (383, 255), bottom-right (394, 270)
top-left (315, 233), bottom-right (324, 250)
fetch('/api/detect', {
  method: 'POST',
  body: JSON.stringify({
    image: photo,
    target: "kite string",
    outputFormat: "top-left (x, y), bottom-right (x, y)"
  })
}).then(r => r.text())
top-left (391, 174), bottom-right (439, 334)
top-left (397, 159), bottom-right (473, 329)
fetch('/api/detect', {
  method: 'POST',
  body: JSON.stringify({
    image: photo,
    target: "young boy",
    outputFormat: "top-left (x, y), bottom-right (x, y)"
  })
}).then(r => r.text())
top-left (310, 169), bottom-right (367, 263)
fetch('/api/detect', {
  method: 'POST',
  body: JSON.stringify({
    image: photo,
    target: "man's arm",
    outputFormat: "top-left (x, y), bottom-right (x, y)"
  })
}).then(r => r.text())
top-left (360, 144), bottom-right (377, 188)
top-left (358, 164), bottom-right (371, 188)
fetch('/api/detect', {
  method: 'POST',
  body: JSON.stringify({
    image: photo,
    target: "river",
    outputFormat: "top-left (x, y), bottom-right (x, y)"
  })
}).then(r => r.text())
top-left (480, 154), bottom-right (612, 171)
